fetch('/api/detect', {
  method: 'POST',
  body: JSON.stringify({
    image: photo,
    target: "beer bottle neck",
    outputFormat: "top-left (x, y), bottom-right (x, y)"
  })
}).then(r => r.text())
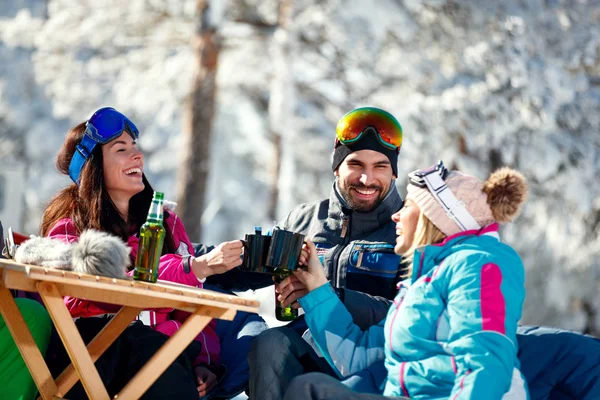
top-left (146, 199), bottom-right (164, 225)
top-left (274, 267), bottom-right (293, 277)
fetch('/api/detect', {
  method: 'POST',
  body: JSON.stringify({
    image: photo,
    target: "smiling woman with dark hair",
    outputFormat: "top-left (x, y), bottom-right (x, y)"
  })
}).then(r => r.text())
top-left (41, 120), bottom-right (171, 247)
top-left (40, 107), bottom-right (243, 399)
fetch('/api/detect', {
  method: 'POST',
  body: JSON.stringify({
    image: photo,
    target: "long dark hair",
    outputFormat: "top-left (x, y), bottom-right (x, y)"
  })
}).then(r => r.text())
top-left (41, 122), bottom-right (176, 256)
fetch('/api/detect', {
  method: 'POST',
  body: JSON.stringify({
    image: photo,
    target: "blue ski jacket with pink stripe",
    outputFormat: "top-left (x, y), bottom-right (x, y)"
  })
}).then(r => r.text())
top-left (299, 224), bottom-right (530, 399)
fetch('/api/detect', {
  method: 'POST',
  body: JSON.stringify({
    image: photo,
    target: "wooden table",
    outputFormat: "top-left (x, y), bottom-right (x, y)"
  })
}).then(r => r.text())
top-left (0, 259), bottom-right (259, 400)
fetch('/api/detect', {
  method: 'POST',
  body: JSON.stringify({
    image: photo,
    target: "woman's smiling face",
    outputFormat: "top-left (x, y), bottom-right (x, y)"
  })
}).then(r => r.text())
top-left (102, 132), bottom-right (145, 201)
top-left (391, 199), bottom-right (421, 255)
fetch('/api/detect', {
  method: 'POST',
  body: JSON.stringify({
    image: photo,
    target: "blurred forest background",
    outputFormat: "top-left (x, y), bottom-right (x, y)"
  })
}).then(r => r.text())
top-left (0, 0), bottom-right (599, 333)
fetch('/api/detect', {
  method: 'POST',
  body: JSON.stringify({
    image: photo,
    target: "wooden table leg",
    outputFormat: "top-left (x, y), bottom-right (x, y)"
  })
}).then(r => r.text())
top-left (116, 305), bottom-right (233, 400)
top-left (37, 282), bottom-right (110, 400)
top-left (0, 285), bottom-right (58, 400)
top-left (55, 306), bottom-right (141, 397)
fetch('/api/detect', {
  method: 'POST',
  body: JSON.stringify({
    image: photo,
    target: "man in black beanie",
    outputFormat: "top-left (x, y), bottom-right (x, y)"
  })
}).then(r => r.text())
top-left (331, 126), bottom-right (399, 213)
top-left (248, 107), bottom-right (405, 400)
top-left (278, 106), bottom-right (404, 299)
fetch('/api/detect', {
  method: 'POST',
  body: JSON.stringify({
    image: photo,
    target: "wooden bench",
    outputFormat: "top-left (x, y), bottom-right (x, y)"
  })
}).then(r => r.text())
top-left (0, 259), bottom-right (259, 400)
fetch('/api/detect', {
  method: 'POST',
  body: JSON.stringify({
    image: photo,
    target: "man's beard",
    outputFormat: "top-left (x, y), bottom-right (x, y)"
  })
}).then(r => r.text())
top-left (339, 183), bottom-right (386, 213)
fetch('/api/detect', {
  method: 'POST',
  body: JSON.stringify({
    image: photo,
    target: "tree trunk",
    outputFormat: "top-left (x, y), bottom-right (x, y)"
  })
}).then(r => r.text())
top-left (268, 0), bottom-right (294, 222)
top-left (176, 0), bottom-right (220, 242)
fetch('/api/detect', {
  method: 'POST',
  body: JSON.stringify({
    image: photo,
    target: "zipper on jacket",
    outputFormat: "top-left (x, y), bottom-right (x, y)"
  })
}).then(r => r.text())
top-left (332, 215), bottom-right (351, 288)
top-left (340, 216), bottom-right (349, 238)
top-left (356, 245), bottom-right (396, 272)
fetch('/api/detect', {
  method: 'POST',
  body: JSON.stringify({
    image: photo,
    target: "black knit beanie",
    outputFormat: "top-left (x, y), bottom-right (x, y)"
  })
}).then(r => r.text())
top-left (332, 127), bottom-right (399, 177)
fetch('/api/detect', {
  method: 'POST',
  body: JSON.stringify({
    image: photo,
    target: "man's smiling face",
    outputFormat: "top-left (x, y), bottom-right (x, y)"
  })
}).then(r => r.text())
top-left (335, 149), bottom-right (395, 213)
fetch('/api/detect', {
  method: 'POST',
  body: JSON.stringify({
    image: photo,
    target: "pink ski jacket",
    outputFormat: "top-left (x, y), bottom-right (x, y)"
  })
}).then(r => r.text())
top-left (46, 212), bottom-right (220, 367)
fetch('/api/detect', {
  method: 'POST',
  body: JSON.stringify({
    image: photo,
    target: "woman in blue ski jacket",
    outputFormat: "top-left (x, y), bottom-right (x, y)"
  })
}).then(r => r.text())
top-left (284, 161), bottom-right (529, 400)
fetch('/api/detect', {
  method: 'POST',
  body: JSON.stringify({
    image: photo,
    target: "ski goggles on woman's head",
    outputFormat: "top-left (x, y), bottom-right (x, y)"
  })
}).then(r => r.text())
top-left (68, 107), bottom-right (139, 185)
top-left (335, 107), bottom-right (403, 151)
top-left (407, 160), bottom-right (449, 188)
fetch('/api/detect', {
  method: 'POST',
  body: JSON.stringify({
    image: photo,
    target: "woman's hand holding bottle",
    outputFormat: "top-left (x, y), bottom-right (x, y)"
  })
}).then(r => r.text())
top-left (293, 238), bottom-right (328, 293)
top-left (275, 274), bottom-right (308, 309)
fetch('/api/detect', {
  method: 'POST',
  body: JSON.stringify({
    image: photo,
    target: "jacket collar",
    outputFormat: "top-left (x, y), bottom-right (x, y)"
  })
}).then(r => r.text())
top-left (410, 223), bottom-right (500, 282)
top-left (327, 179), bottom-right (404, 238)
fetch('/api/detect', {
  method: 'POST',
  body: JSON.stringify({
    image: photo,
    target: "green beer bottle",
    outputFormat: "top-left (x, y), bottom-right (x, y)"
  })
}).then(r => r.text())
top-left (274, 267), bottom-right (298, 321)
top-left (133, 191), bottom-right (166, 283)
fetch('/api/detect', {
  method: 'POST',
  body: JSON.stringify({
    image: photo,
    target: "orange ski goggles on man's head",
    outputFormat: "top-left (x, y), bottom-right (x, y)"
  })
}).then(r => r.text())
top-left (335, 107), bottom-right (403, 151)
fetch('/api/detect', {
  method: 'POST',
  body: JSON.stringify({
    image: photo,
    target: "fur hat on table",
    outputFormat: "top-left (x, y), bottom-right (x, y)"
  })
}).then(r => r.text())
top-left (14, 230), bottom-right (130, 279)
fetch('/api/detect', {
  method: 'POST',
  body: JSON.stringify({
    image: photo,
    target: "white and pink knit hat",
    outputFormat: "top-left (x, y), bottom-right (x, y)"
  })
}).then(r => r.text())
top-left (406, 168), bottom-right (528, 237)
